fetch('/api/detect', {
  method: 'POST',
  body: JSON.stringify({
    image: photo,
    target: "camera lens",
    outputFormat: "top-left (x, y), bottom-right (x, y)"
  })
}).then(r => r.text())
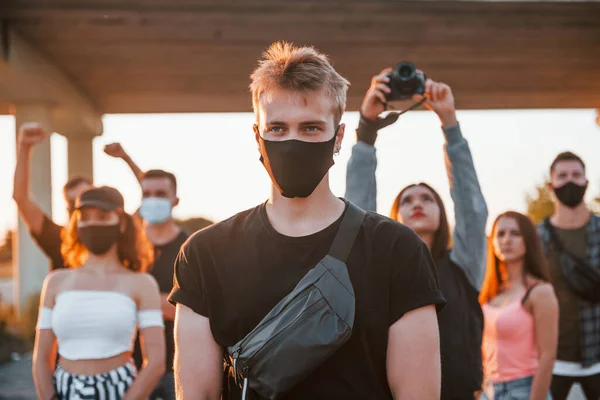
top-left (398, 65), bottom-right (414, 79)
top-left (387, 61), bottom-right (425, 101)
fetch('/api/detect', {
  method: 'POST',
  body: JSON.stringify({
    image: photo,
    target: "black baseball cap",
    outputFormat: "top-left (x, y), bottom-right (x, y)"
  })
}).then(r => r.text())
top-left (75, 186), bottom-right (124, 211)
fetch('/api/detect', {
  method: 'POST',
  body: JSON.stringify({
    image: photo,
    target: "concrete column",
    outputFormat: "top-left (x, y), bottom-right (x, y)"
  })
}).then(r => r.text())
top-left (13, 104), bottom-right (53, 315)
top-left (68, 138), bottom-right (94, 183)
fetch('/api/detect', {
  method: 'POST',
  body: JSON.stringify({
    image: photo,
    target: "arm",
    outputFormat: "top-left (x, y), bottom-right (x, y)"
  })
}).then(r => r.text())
top-left (344, 68), bottom-right (399, 213)
top-left (13, 123), bottom-right (50, 236)
top-left (444, 124), bottom-right (488, 290)
top-left (417, 82), bottom-right (488, 290)
top-left (528, 284), bottom-right (559, 400)
top-left (387, 305), bottom-right (440, 400)
top-left (104, 143), bottom-right (145, 185)
top-left (123, 275), bottom-right (166, 400)
top-left (174, 304), bottom-right (222, 400)
top-left (32, 272), bottom-right (60, 400)
top-left (345, 140), bottom-right (378, 212)
top-left (160, 293), bottom-right (175, 321)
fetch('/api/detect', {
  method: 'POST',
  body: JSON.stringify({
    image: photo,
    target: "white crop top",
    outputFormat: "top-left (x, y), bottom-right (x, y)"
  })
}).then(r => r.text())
top-left (36, 290), bottom-right (164, 360)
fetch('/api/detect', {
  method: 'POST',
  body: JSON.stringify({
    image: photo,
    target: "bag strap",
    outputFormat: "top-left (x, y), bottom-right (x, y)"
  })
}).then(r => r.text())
top-left (328, 202), bottom-right (367, 263)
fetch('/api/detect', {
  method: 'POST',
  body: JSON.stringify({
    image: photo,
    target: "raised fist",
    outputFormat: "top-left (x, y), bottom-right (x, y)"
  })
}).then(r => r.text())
top-left (103, 143), bottom-right (128, 159)
top-left (360, 68), bottom-right (393, 121)
top-left (413, 80), bottom-right (457, 127)
top-left (18, 122), bottom-right (48, 148)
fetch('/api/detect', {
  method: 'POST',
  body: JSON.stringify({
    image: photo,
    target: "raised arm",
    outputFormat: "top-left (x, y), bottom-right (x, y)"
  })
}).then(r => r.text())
top-left (345, 68), bottom-right (398, 212)
top-left (13, 123), bottom-right (50, 236)
top-left (416, 81), bottom-right (488, 290)
top-left (104, 143), bottom-right (145, 185)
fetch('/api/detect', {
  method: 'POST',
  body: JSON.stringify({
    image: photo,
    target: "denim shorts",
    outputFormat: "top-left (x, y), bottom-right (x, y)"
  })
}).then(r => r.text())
top-left (481, 376), bottom-right (552, 400)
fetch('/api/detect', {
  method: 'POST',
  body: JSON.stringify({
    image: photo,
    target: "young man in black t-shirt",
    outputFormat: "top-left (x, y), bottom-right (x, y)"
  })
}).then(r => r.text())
top-left (13, 123), bottom-right (92, 271)
top-left (168, 41), bottom-right (446, 400)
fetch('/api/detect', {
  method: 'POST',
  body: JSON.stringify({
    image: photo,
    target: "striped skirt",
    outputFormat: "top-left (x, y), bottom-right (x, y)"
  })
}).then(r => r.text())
top-left (53, 361), bottom-right (137, 400)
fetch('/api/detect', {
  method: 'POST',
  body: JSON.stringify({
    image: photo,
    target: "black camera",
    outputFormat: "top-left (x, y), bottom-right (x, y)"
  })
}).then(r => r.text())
top-left (386, 61), bottom-right (426, 101)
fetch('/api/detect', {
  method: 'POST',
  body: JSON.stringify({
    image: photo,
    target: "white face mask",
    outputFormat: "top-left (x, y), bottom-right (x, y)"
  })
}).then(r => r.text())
top-left (140, 197), bottom-right (173, 225)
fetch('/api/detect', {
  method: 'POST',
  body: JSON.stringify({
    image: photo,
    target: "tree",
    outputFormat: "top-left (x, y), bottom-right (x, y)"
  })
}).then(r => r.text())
top-left (526, 182), bottom-right (555, 224)
top-left (0, 230), bottom-right (13, 262)
top-left (590, 196), bottom-right (600, 215)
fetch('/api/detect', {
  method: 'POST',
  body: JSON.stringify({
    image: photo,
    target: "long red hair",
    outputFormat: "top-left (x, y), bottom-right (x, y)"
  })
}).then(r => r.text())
top-left (479, 211), bottom-right (551, 304)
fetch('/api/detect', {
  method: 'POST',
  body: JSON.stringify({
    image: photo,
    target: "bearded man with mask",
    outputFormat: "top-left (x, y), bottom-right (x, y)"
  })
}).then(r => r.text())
top-left (537, 151), bottom-right (600, 400)
top-left (168, 41), bottom-right (446, 400)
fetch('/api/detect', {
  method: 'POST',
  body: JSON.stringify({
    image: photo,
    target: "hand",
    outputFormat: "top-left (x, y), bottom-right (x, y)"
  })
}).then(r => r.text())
top-left (360, 68), bottom-right (393, 121)
top-left (103, 143), bottom-right (128, 159)
top-left (413, 80), bottom-right (457, 127)
top-left (18, 122), bottom-right (48, 148)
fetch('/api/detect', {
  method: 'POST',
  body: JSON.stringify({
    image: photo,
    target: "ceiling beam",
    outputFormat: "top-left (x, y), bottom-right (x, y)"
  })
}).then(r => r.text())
top-left (0, 23), bottom-right (102, 137)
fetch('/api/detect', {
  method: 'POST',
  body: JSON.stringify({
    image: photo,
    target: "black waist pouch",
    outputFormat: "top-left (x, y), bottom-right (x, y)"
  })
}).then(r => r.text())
top-left (226, 202), bottom-right (366, 400)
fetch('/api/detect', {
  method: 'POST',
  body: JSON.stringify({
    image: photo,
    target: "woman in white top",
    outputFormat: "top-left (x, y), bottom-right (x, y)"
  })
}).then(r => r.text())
top-left (33, 186), bottom-right (166, 400)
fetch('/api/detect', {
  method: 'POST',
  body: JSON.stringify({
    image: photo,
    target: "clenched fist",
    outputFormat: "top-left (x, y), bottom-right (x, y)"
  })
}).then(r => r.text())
top-left (413, 80), bottom-right (457, 127)
top-left (18, 122), bottom-right (48, 148)
top-left (103, 143), bottom-right (128, 159)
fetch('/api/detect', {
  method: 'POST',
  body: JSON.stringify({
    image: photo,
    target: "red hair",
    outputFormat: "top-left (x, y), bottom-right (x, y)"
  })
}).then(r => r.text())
top-left (479, 211), bottom-right (551, 304)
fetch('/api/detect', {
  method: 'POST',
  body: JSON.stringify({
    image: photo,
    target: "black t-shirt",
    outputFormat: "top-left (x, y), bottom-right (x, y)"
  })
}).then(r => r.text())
top-left (133, 230), bottom-right (189, 372)
top-left (30, 215), bottom-right (66, 271)
top-left (169, 200), bottom-right (446, 399)
top-left (436, 252), bottom-right (484, 399)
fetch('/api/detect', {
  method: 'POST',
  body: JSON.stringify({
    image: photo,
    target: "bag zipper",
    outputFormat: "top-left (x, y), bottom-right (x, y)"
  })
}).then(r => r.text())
top-left (232, 289), bottom-right (315, 362)
top-left (245, 297), bottom-right (326, 365)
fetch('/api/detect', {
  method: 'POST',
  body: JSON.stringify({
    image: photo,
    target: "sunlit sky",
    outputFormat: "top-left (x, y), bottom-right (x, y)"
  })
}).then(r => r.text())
top-left (0, 109), bottom-right (599, 238)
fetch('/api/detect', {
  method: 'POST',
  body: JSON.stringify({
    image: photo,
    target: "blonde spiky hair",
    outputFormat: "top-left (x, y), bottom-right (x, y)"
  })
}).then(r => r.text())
top-left (250, 41), bottom-right (350, 124)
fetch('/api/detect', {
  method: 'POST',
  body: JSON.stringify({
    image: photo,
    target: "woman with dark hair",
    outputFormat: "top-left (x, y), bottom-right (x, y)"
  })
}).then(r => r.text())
top-left (346, 71), bottom-right (488, 399)
top-left (480, 212), bottom-right (558, 400)
top-left (32, 186), bottom-right (166, 400)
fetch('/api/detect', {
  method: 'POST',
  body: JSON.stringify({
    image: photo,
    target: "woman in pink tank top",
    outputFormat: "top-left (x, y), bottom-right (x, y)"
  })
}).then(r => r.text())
top-left (479, 212), bottom-right (558, 400)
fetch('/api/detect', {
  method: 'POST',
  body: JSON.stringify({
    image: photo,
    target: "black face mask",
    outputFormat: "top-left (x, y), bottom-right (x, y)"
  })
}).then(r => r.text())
top-left (78, 224), bottom-right (121, 255)
top-left (259, 132), bottom-right (337, 199)
top-left (553, 181), bottom-right (588, 208)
